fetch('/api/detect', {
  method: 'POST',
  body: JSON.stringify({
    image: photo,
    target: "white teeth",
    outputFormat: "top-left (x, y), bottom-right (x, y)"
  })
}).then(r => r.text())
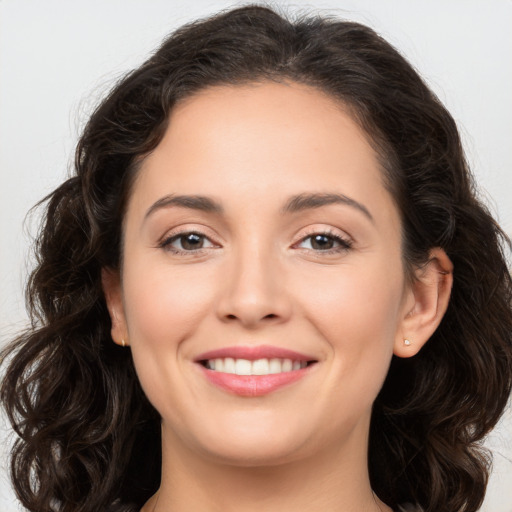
top-left (214, 358), bottom-right (224, 372)
top-left (269, 358), bottom-right (282, 374)
top-left (205, 357), bottom-right (309, 375)
top-left (282, 359), bottom-right (293, 372)
top-left (252, 358), bottom-right (270, 375)
top-left (235, 359), bottom-right (252, 375)
top-left (224, 357), bottom-right (235, 373)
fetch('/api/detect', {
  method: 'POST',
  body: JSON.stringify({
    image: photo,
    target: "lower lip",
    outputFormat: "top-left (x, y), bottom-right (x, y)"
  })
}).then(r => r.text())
top-left (198, 365), bottom-right (314, 397)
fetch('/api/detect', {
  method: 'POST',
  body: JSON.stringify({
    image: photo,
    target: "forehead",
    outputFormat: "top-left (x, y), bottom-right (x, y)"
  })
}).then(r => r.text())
top-left (128, 81), bottom-right (397, 227)
top-left (167, 81), bottom-right (372, 164)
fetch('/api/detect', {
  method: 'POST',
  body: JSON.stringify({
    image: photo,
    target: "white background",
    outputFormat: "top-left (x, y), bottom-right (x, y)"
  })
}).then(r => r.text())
top-left (1, 0), bottom-right (511, 510)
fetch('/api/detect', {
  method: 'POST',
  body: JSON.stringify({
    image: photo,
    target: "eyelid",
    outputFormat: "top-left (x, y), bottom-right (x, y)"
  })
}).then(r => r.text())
top-left (291, 226), bottom-right (353, 255)
top-left (157, 223), bottom-right (220, 242)
top-left (157, 225), bottom-right (222, 254)
top-left (292, 225), bottom-right (353, 245)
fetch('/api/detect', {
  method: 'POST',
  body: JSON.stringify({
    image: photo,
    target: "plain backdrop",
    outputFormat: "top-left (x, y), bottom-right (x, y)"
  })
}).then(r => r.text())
top-left (1, 0), bottom-right (511, 510)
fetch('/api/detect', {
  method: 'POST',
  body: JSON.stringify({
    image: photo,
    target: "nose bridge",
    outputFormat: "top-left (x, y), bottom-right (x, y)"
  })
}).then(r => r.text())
top-left (217, 235), bottom-right (290, 327)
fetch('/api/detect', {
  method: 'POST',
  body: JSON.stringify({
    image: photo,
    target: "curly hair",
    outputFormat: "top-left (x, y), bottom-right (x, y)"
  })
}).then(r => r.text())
top-left (1, 5), bottom-right (511, 512)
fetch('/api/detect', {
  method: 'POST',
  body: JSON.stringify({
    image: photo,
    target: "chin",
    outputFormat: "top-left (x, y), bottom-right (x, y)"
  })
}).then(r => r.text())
top-left (199, 436), bottom-right (309, 468)
top-left (168, 411), bottom-right (315, 467)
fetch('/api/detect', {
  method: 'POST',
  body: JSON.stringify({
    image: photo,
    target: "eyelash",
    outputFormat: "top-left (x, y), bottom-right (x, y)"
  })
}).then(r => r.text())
top-left (158, 229), bottom-right (353, 256)
top-left (159, 231), bottom-right (217, 256)
top-left (295, 228), bottom-right (353, 254)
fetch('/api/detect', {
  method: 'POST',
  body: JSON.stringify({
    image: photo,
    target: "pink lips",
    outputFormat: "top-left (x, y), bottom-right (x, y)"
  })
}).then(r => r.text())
top-left (194, 345), bottom-right (316, 397)
top-left (195, 345), bottom-right (314, 362)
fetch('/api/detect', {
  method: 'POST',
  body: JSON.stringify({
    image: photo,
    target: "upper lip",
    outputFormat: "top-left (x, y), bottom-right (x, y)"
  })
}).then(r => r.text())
top-left (194, 344), bottom-right (317, 362)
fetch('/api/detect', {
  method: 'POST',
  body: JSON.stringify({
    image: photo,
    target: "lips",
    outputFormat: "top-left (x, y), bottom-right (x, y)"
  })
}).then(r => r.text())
top-left (194, 345), bottom-right (317, 397)
top-left (196, 344), bottom-right (314, 362)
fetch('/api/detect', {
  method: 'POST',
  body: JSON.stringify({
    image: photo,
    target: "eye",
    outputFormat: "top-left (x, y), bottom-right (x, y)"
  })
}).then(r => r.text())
top-left (296, 231), bottom-right (352, 253)
top-left (160, 231), bottom-right (216, 254)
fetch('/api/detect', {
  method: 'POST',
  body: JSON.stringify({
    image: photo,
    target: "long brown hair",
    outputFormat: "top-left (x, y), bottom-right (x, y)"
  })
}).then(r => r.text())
top-left (2, 5), bottom-right (512, 512)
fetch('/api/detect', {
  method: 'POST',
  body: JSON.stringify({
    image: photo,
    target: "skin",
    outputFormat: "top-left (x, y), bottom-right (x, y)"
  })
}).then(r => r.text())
top-left (103, 81), bottom-right (453, 512)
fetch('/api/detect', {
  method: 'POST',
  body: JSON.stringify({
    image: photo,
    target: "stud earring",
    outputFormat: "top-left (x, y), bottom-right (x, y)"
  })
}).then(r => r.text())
top-left (121, 339), bottom-right (126, 347)
top-left (404, 339), bottom-right (412, 346)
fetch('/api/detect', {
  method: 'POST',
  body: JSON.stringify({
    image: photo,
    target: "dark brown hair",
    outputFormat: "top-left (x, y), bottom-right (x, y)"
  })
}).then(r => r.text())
top-left (2, 5), bottom-right (511, 512)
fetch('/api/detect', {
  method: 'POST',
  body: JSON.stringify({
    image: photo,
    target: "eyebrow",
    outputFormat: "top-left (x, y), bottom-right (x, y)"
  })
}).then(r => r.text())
top-left (144, 195), bottom-right (224, 219)
top-left (144, 192), bottom-right (373, 223)
top-left (281, 192), bottom-right (373, 222)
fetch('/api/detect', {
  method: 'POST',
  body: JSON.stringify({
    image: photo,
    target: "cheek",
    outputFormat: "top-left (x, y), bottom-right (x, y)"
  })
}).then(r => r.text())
top-left (122, 261), bottom-right (220, 416)
top-left (300, 259), bottom-right (403, 334)
top-left (296, 260), bottom-right (404, 383)
top-left (123, 261), bottom-right (217, 343)
top-left (121, 260), bottom-right (219, 406)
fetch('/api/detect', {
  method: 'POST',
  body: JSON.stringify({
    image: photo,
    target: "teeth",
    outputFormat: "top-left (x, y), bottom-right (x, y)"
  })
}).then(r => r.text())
top-left (252, 358), bottom-right (269, 375)
top-left (269, 358), bottom-right (284, 374)
top-left (224, 357), bottom-right (235, 373)
top-left (235, 359), bottom-right (252, 375)
top-left (205, 357), bottom-right (309, 375)
top-left (282, 359), bottom-right (293, 372)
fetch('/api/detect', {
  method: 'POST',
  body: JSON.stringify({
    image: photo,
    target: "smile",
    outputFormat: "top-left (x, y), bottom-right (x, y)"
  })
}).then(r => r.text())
top-left (195, 345), bottom-right (318, 396)
top-left (203, 357), bottom-right (308, 375)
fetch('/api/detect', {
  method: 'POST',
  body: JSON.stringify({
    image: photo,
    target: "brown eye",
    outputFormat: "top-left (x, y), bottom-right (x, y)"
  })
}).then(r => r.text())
top-left (178, 233), bottom-right (204, 250)
top-left (297, 232), bottom-right (352, 252)
top-left (161, 232), bottom-right (215, 253)
top-left (310, 234), bottom-right (335, 250)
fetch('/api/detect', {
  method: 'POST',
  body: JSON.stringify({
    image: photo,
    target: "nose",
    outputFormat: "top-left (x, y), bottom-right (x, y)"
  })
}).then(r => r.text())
top-left (215, 244), bottom-right (292, 329)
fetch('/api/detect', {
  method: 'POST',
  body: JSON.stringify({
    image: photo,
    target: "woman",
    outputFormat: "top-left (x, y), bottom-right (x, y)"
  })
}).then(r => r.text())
top-left (1, 5), bottom-right (511, 512)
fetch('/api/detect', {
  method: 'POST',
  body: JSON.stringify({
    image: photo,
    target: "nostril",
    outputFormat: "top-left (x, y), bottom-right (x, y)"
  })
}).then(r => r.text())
top-left (224, 313), bottom-right (278, 321)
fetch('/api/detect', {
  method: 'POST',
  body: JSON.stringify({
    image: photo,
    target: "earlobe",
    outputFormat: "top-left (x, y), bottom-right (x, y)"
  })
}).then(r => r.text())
top-left (101, 268), bottom-right (129, 347)
top-left (394, 248), bottom-right (453, 358)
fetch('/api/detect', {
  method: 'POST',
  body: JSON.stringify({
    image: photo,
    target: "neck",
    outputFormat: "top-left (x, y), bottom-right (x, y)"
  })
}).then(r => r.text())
top-left (142, 421), bottom-right (392, 512)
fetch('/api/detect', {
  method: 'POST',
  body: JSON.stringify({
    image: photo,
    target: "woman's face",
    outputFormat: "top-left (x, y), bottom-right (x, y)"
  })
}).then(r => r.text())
top-left (105, 81), bottom-right (416, 465)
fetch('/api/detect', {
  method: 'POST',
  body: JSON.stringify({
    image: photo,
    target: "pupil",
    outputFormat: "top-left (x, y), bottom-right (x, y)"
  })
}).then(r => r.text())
top-left (182, 233), bottom-right (202, 250)
top-left (312, 234), bottom-right (333, 250)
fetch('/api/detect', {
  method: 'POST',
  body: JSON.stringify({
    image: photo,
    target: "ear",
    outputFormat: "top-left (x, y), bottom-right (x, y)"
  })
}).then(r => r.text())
top-left (394, 248), bottom-right (453, 358)
top-left (101, 267), bottom-right (129, 347)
